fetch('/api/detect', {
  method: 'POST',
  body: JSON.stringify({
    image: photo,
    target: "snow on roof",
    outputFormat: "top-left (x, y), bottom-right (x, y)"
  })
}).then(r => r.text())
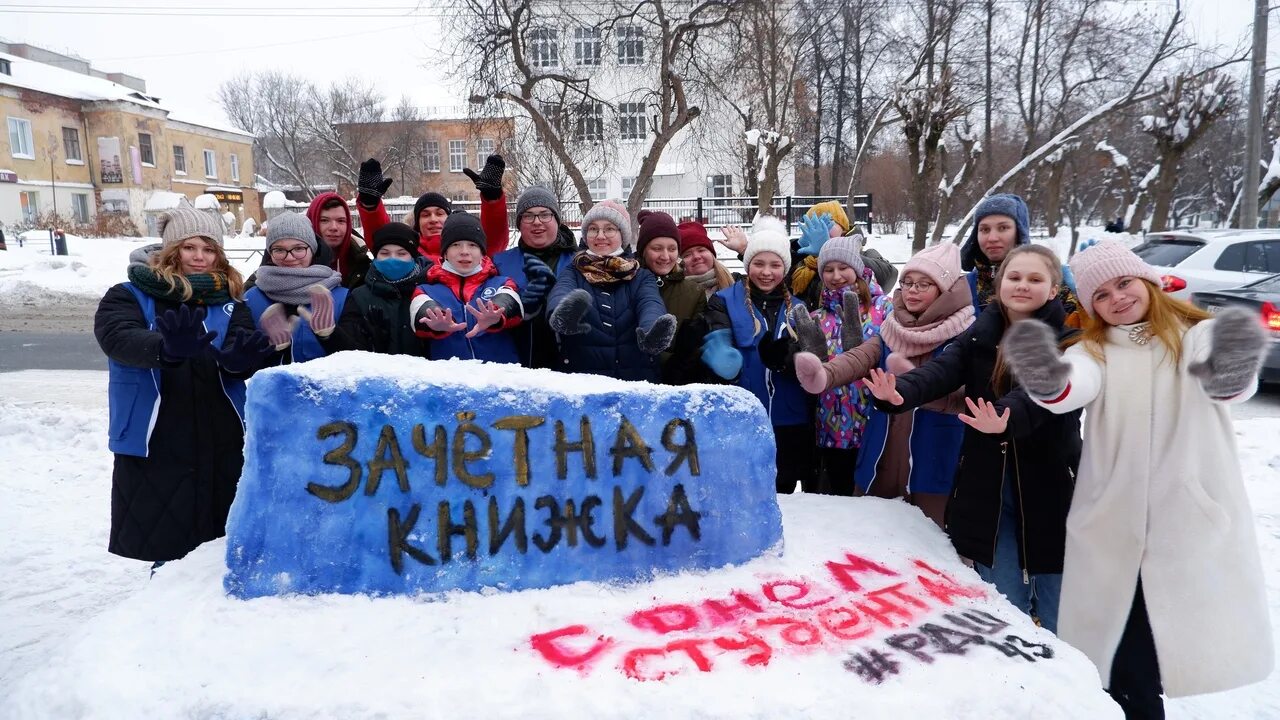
top-left (262, 191), bottom-right (288, 209)
top-left (0, 51), bottom-right (163, 110)
top-left (143, 191), bottom-right (186, 212)
top-left (166, 111), bottom-right (253, 139)
top-left (193, 194), bottom-right (221, 210)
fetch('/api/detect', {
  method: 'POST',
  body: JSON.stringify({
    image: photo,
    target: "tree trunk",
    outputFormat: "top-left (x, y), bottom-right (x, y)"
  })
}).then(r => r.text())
top-left (1041, 161), bottom-right (1066, 237)
top-left (1146, 154), bottom-right (1181, 231)
top-left (909, 144), bottom-right (930, 252)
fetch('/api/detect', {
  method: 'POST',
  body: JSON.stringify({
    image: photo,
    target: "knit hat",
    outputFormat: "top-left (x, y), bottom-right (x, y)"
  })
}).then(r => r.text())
top-left (158, 199), bottom-right (224, 248)
top-left (265, 211), bottom-right (318, 253)
top-left (817, 233), bottom-right (864, 276)
top-left (743, 215), bottom-right (792, 274)
top-left (677, 220), bottom-right (713, 256)
top-left (581, 199), bottom-right (633, 249)
top-left (635, 209), bottom-right (679, 255)
top-left (516, 186), bottom-right (561, 224)
top-left (439, 212), bottom-right (487, 257)
top-left (372, 221), bottom-right (421, 258)
top-left (961, 193), bottom-right (1030, 270)
top-left (1069, 239), bottom-right (1164, 316)
top-left (413, 192), bottom-right (452, 232)
top-left (902, 241), bottom-right (963, 290)
top-left (806, 200), bottom-right (851, 234)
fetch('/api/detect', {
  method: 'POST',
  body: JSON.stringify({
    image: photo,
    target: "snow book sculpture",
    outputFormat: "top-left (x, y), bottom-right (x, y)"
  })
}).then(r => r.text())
top-left (224, 353), bottom-right (784, 598)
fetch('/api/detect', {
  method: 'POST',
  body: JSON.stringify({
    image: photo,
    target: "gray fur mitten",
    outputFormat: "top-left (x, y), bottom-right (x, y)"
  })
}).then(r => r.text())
top-left (1003, 319), bottom-right (1070, 399)
top-left (637, 314), bottom-right (678, 355)
top-left (839, 290), bottom-right (864, 351)
top-left (548, 289), bottom-right (594, 336)
top-left (1189, 306), bottom-right (1267, 398)
top-left (790, 305), bottom-right (828, 360)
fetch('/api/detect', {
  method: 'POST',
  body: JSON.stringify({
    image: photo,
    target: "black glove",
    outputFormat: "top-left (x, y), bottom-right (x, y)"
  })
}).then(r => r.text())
top-left (789, 305), bottom-right (827, 359)
top-left (215, 330), bottom-right (274, 373)
top-left (839, 290), bottom-right (864, 351)
top-left (757, 329), bottom-right (792, 372)
top-left (637, 314), bottom-right (678, 355)
top-left (462, 154), bottom-right (505, 201)
top-left (548, 288), bottom-right (594, 335)
top-left (1189, 306), bottom-right (1268, 398)
top-left (365, 306), bottom-right (392, 352)
top-left (357, 158), bottom-right (393, 209)
top-left (156, 305), bottom-right (217, 361)
top-left (520, 254), bottom-right (556, 317)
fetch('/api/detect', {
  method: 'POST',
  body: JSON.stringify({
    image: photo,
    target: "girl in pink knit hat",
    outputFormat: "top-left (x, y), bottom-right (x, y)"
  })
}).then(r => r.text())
top-left (999, 239), bottom-right (1273, 714)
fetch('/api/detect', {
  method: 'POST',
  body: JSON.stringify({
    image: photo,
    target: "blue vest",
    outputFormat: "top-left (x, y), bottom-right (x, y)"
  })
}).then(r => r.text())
top-left (853, 341), bottom-right (964, 496)
top-left (494, 248), bottom-right (573, 368)
top-left (417, 275), bottom-right (520, 364)
top-left (717, 282), bottom-right (809, 427)
top-left (244, 286), bottom-right (348, 364)
top-left (106, 283), bottom-right (246, 457)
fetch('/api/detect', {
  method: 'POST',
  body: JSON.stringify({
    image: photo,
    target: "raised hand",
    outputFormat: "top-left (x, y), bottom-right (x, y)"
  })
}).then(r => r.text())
top-left (1189, 306), bottom-right (1268, 399)
top-left (464, 298), bottom-right (506, 338)
top-left (156, 305), bottom-right (217, 361)
top-left (839, 290), bottom-right (864, 351)
top-left (357, 158), bottom-right (393, 209)
top-left (215, 330), bottom-right (274, 373)
top-left (957, 397), bottom-right (1010, 435)
top-left (865, 367), bottom-right (903, 405)
top-left (718, 225), bottom-right (748, 254)
top-left (257, 303), bottom-right (298, 349)
top-left (297, 284), bottom-right (336, 338)
top-left (548, 288), bottom-right (594, 336)
top-left (796, 213), bottom-right (834, 257)
top-left (637, 314), bottom-right (678, 355)
top-left (519, 254), bottom-right (556, 318)
top-left (1003, 319), bottom-right (1071, 399)
top-left (789, 305), bottom-right (828, 360)
top-left (794, 351), bottom-right (829, 394)
top-left (418, 306), bottom-right (467, 334)
top-left (700, 328), bottom-right (743, 380)
top-left (462, 154), bottom-right (506, 201)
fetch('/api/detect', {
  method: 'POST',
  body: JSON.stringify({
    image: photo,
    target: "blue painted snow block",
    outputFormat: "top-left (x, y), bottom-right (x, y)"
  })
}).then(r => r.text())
top-left (224, 354), bottom-right (783, 598)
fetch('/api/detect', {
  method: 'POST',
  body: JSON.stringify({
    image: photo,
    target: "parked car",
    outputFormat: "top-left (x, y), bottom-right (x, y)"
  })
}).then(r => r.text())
top-left (1132, 229), bottom-right (1280, 299)
top-left (1191, 273), bottom-right (1280, 384)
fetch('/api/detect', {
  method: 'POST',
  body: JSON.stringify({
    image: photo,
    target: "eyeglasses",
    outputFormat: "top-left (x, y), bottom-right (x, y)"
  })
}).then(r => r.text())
top-left (900, 280), bottom-right (936, 292)
top-left (269, 245), bottom-right (312, 260)
top-left (520, 211), bottom-right (556, 224)
top-left (587, 226), bottom-right (620, 238)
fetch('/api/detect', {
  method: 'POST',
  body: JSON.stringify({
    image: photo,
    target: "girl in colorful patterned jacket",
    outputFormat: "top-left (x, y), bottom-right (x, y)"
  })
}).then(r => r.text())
top-left (410, 212), bottom-right (523, 362)
top-left (787, 233), bottom-right (890, 495)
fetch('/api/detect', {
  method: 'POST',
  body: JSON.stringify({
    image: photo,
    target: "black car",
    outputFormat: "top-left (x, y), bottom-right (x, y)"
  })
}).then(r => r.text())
top-left (1192, 273), bottom-right (1280, 384)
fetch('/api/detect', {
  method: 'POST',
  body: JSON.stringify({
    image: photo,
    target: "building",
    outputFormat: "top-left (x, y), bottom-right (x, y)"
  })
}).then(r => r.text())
top-left (0, 42), bottom-right (256, 235)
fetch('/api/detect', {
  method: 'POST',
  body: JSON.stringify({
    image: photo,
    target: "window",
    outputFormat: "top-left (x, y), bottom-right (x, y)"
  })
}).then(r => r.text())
top-left (617, 25), bottom-right (644, 65)
top-left (622, 176), bottom-right (639, 199)
top-left (62, 127), bottom-right (82, 163)
top-left (138, 132), bottom-right (154, 166)
top-left (0, 59), bottom-right (10, 76)
top-left (619, 102), bottom-right (646, 141)
top-left (708, 174), bottom-right (733, 198)
top-left (19, 191), bottom-right (39, 223)
top-left (1243, 240), bottom-right (1280, 274)
top-left (72, 193), bottom-right (90, 223)
top-left (588, 178), bottom-right (607, 202)
top-left (7, 117), bottom-right (33, 159)
top-left (476, 138), bottom-right (495, 168)
top-left (448, 140), bottom-right (466, 172)
top-left (230, 153), bottom-right (240, 182)
top-left (203, 149), bottom-right (216, 178)
top-left (1135, 238), bottom-right (1202, 267)
top-left (575, 101), bottom-right (605, 142)
top-left (574, 27), bottom-right (601, 67)
top-left (173, 145), bottom-right (186, 174)
top-left (529, 28), bottom-right (559, 68)
top-left (423, 141), bottom-right (440, 172)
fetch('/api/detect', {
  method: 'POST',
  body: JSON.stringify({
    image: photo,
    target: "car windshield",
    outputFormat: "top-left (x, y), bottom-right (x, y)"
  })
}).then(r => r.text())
top-left (1133, 239), bottom-right (1202, 266)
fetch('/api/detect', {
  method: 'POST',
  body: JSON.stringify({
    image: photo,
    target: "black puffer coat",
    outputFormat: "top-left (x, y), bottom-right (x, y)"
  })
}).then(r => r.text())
top-left (885, 300), bottom-right (1081, 574)
top-left (322, 258), bottom-right (431, 356)
top-left (94, 284), bottom-right (258, 562)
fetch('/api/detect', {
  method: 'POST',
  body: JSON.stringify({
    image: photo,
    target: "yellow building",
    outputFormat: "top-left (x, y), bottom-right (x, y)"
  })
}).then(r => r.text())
top-left (0, 43), bottom-right (256, 235)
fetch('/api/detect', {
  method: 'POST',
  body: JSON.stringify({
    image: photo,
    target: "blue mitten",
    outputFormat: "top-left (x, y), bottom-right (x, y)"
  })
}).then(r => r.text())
top-left (520, 254), bottom-right (556, 318)
top-left (701, 328), bottom-right (743, 379)
top-left (796, 213), bottom-right (834, 257)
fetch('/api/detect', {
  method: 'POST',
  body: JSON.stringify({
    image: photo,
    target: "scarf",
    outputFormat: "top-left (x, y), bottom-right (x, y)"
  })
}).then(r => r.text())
top-left (687, 268), bottom-right (719, 292)
top-left (573, 250), bottom-right (639, 285)
top-left (253, 264), bottom-right (342, 305)
top-left (366, 256), bottom-right (431, 296)
top-left (879, 279), bottom-right (976, 359)
top-left (127, 262), bottom-right (233, 305)
top-left (790, 255), bottom-right (820, 296)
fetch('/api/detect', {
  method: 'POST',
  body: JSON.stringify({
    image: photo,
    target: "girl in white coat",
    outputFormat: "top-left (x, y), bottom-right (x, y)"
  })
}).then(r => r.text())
top-left (1000, 239), bottom-right (1273, 718)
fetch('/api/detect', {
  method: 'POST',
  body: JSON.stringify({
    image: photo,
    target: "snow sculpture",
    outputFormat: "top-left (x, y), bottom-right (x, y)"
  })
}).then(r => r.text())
top-left (224, 354), bottom-right (784, 598)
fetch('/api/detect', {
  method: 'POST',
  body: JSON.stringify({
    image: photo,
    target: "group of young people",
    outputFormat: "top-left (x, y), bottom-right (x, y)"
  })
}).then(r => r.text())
top-left (94, 154), bottom-right (1272, 717)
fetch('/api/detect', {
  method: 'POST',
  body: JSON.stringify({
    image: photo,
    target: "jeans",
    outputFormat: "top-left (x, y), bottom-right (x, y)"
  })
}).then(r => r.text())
top-left (975, 479), bottom-right (1062, 633)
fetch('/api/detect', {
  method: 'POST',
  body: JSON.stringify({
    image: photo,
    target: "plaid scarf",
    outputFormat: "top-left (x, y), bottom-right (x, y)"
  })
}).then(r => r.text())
top-left (572, 250), bottom-right (639, 285)
top-left (127, 263), bottom-right (233, 305)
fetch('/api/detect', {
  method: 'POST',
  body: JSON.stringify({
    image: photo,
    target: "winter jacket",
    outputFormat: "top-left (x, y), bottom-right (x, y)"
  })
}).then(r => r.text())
top-left (705, 281), bottom-right (809, 427)
top-left (305, 192), bottom-right (371, 289)
top-left (244, 286), bottom-right (349, 364)
top-left (410, 258), bottom-right (521, 363)
top-left (357, 194), bottom-right (511, 261)
top-left (494, 242), bottom-right (575, 369)
top-left (94, 282), bottom-right (257, 562)
top-left (1034, 321), bottom-right (1273, 697)
top-left (322, 258), bottom-right (432, 356)
top-left (810, 281), bottom-right (890, 449)
top-left (653, 268), bottom-right (707, 384)
top-left (883, 301), bottom-right (1081, 574)
top-left (545, 253), bottom-right (668, 382)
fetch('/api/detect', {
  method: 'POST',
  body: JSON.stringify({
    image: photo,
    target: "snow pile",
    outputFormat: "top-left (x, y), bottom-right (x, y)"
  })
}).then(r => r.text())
top-left (262, 190), bottom-right (288, 209)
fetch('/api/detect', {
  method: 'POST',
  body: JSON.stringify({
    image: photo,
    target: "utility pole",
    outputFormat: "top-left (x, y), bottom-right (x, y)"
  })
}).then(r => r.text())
top-left (1241, 0), bottom-right (1269, 228)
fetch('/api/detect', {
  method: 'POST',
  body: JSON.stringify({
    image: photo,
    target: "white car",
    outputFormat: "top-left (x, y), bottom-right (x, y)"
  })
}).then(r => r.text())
top-left (1132, 229), bottom-right (1280, 299)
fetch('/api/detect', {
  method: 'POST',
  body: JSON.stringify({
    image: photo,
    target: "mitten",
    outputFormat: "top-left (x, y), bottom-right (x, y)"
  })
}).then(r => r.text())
top-left (885, 351), bottom-right (916, 377)
top-left (757, 329), bottom-right (791, 371)
top-left (519, 254), bottom-right (556, 317)
top-left (839, 290), bottom-right (864, 351)
top-left (297, 284), bottom-right (336, 338)
top-left (1189, 306), bottom-right (1267, 398)
top-left (796, 213), bottom-right (833, 257)
top-left (462, 154), bottom-right (506, 201)
top-left (258, 303), bottom-right (299, 349)
top-left (215, 330), bottom-right (274, 373)
top-left (701, 328), bottom-right (743, 380)
top-left (638, 314), bottom-right (677, 355)
top-left (789, 305), bottom-right (828, 360)
top-left (794, 351), bottom-right (830, 394)
top-left (156, 305), bottom-right (217, 361)
top-left (1003, 319), bottom-right (1071, 399)
top-left (548, 289), bottom-right (593, 335)
top-left (357, 158), bottom-right (393, 209)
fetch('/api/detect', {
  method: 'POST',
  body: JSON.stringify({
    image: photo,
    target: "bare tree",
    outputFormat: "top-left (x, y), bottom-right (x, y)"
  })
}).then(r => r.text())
top-left (895, 64), bottom-right (969, 251)
top-left (308, 78), bottom-right (389, 192)
top-left (218, 71), bottom-right (327, 198)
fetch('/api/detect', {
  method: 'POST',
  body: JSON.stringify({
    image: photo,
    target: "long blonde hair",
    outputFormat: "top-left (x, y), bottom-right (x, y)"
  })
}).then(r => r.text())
top-left (1069, 279), bottom-right (1210, 367)
top-left (991, 244), bottom-right (1064, 395)
top-left (710, 259), bottom-right (735, 292)
top-left (151, 240), bottom-right (245, 301)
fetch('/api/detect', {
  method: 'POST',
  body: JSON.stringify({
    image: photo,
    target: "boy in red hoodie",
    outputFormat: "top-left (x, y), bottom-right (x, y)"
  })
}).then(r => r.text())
top-left (304, 192), bottom-right (371, 288)
top-left (409, 212), bottom-right (523, 362)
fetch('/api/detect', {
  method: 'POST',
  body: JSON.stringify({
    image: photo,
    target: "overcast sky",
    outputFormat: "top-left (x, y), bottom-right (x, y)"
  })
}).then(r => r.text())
top-left (1, 0), bottom-right (1269, 131)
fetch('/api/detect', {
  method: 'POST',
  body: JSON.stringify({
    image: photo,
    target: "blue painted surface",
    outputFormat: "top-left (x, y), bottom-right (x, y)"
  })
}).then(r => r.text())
top-left (224, 361), bottom-right (783, 598)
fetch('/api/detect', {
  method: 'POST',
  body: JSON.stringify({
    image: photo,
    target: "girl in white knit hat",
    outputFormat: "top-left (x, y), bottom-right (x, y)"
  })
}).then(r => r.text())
top-left (1000, 239), bottom-right (1273, 716)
